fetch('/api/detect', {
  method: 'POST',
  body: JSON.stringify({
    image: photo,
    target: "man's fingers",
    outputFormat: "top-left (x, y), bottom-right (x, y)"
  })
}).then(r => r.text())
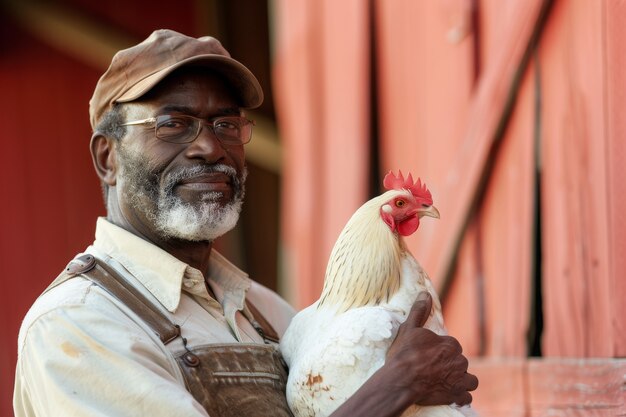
top-left (440, 336), bottom-right (463, 357)
top-left (463, 372), bottom-right (479, 391)
top-left (449, 372), bottom-right (479, 407)
top-left (457, 355), bottom-right (469, 373)
top-left (450, 372), bottom-right (478, 394)
top-left (407, 292), bottom-right (432, 327)
top-left (454, 391), bottom-right (473, 406)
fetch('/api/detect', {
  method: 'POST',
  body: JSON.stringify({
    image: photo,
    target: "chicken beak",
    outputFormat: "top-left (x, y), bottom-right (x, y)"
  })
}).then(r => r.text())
top-left (417, 205), bottom-right (440, 219)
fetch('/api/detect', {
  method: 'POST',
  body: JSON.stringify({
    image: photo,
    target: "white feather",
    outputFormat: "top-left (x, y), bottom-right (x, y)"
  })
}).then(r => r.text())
top-left (281, 254), bottom-right (471, 417)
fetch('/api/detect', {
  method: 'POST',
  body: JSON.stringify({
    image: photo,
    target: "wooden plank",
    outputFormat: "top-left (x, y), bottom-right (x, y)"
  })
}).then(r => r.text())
top-left (375, 0), bottom-right (475, 285)
top-left (375, 1), bottom-right (546, 357)
top-left (374, 0), bottom-right (479, 351)
top-left (442, 223), bottom-right (483, 357)
top-left (377, 0), bottom-right (551, 303)
top-left (434, 0), bottom-right (549, 299)
top-left (538, 0), bottom-right (614, 357)
top-left (274, 0), bottom-right (326, 307)
top-left (603, 0), bottom-right (626, 357)
top-left (445, 59), bottom-right (535, 357)
top-left (317, 0), bottom-right (371, 294)
top-left (274, 0), bottom-right (370, 308)
top-left (478, 57), bottom-right (536, 357)
top-left (527, 359), bottom-right (626, 416)
top-left (469, 358), bottom-right (626, 415)
top-left (469, 358), bottom-right (527, 417)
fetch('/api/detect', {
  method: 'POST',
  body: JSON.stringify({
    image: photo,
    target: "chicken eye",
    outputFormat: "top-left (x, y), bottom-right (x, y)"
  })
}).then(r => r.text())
top-left (395, 199), bottom-right (406, 208)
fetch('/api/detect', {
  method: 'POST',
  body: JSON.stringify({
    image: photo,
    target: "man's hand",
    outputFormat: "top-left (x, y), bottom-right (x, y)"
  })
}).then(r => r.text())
top-left (385, 291), bottom-right (479, 406)
top-left (328, 292), bottom-right (478, 417)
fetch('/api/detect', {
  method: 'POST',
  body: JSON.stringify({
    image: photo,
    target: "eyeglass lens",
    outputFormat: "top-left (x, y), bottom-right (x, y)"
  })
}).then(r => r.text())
top-left (155, 115), bottom-right (251, 144)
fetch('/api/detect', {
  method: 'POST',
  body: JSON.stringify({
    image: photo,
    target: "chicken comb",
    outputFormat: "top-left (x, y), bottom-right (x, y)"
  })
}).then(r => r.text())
top-left (383, 170), bottom-right (433, 204)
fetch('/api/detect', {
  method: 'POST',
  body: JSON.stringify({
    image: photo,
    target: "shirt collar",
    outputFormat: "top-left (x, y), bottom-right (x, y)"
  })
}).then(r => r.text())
top-left (92, 217), bottom-right (251, 313)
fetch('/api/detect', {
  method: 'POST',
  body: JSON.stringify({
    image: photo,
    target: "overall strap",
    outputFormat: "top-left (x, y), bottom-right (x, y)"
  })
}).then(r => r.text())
top-left (57, 254), bottom-right (280, 344)
top-left (245, 301), bottom-right (280, 344)
top-left (62, 254), bottom-right (181, 344)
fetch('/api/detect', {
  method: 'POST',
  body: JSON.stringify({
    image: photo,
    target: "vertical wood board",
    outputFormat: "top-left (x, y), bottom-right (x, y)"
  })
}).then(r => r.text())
top-left (538, 0), bottom-right (613, 357)
top-left (401, 0), bottom-right (546, 291)
top-left (375, 0), bottom-right (476, 287)
top-left (274, 0), bottom-right (370, 308)
top-left (442, 224), bottom-right (483, 356)
top-left (479, 59), bottom-right (536, 357)
top-left (274, 0), bottom-right (328, 307)
top-left (443, 60), bottom-right (536, 358)
top-left (602, 0), bottom-right (626, 357)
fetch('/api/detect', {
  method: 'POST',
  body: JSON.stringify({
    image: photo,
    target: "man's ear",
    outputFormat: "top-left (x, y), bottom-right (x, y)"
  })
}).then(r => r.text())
top-left (90, 132), bottom-right (118, 186)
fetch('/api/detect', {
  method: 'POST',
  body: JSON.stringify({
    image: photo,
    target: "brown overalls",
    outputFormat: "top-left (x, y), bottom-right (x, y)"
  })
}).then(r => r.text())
top-left (48, 254), bottom-right (294, 417)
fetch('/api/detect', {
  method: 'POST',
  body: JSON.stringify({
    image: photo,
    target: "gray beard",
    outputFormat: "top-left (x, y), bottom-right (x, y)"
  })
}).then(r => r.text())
top-left (116, 145), bottom-right (246, 242)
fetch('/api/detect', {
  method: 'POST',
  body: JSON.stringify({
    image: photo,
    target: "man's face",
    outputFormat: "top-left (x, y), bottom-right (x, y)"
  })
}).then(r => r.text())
top-left (113, 69), bottom-right (247, 243)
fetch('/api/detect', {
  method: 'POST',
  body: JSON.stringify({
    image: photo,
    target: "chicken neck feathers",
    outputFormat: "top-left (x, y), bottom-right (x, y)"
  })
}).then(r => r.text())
top-left (318, 190), bottom-right (409, 313)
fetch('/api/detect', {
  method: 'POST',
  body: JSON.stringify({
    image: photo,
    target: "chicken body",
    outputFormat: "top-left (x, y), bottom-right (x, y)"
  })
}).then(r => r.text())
top-left (280, 187), bottom-right (469, 417)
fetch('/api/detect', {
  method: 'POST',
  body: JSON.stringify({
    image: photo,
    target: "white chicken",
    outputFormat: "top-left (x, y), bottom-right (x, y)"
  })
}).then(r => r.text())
top-left (280, 171), bottom-right (471, 417)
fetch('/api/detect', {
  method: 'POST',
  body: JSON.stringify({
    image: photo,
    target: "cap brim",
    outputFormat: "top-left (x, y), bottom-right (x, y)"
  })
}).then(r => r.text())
top-left (116, 54), bottom-right (263, 109)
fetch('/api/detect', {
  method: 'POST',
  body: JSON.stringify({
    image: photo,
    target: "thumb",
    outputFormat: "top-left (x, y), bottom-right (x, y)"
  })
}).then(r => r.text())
top-left (407, 292), bottom-right (432, 327)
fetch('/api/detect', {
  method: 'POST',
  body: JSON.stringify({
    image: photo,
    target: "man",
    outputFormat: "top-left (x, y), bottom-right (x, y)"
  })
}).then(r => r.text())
top-left (14, 29), bottom-right (477, 416)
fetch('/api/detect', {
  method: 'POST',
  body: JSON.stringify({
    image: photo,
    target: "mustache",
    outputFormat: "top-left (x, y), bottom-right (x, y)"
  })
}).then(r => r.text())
top-left (162, 164), bottom-right (245, 195)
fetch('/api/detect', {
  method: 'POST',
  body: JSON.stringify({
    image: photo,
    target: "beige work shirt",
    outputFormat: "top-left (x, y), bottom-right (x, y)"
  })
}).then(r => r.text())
top-left (13, 218), bottom-right (295, 417)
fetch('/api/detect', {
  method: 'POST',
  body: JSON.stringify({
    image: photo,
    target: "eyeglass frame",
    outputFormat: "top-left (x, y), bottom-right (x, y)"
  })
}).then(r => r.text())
top-left (120, 114), bottom-right (255, 145)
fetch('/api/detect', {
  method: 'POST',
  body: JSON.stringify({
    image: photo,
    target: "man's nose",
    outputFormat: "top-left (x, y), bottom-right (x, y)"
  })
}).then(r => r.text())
top-left (184, 124), bottom-right (227, 162)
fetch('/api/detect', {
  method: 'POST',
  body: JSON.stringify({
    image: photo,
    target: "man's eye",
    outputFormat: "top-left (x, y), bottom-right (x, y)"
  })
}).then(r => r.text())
top-left (159, 118), bottom-right (187, 129)
top-left (215, 121), bottom-right (238, 130)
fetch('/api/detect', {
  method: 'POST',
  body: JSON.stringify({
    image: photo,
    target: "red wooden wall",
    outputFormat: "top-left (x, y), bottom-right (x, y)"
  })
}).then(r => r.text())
top-left (538, 0), bottom-right (624, 358)
top-left (0, 18), bottom-right (103, 417)
top-left (275, 0), bottom-right (626, 415)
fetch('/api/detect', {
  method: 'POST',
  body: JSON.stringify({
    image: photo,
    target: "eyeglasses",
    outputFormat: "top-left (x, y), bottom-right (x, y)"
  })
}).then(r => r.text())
top-left (121, 114), bottom-right (255, 145)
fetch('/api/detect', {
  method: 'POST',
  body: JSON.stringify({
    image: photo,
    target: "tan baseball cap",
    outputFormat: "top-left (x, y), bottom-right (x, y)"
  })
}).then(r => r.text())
top-left (89, 29), bottom-right (263, 130)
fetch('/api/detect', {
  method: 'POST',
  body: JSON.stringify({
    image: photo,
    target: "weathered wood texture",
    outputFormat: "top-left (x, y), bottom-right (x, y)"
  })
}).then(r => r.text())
top-left (538, 0), bottom-right (624, 358)
top-left (276, 0), bottom-right (626, 355)
top-left (470, 358), bottom-right (527, 417)
top-left (375, 0), bottom-right (477, 287)
top-left (376, 0), bottom-right (545, 357)
top-left (273, 0), bottom-right (371, 307)
top-left (0, 20), bottom-right (103, 417)
top-left (276, 0), bottom-right (626, 411)
top-left (471, 358), bottom-right (626, 416)
top-left (604, 0), bottom-right (626, 358)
